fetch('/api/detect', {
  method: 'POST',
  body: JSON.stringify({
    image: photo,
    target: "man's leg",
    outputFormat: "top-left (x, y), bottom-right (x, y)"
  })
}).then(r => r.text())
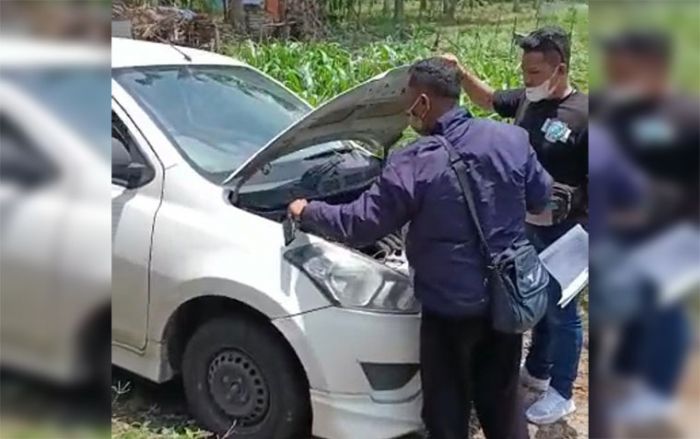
top-left (420, 311), bottom-right (471, 439)
top-left (471, 326), bottom-right (529, 439)
top-left (524, 220), bottom-right (582, 423)
top-left (525, 220), bottom-right (583, 395)
top-left (524, 292), bottom-right (553, 385)
top-left (641, 304), bottom-right (690, 397)
top-left (523, 223), bottom-right (554, 384)
top-left (547, 295), bottom-right (583, 400)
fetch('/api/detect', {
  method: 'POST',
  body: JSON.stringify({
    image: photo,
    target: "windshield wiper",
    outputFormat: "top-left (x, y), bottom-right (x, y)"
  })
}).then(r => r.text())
top-left (300, 155), bottom-right (344, 189)
top-left (303, 145), bottom-right (354, 161)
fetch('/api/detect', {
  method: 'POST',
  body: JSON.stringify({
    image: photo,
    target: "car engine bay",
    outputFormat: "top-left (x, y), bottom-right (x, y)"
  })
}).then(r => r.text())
top-left (234, 150), bottom-right (409, 274)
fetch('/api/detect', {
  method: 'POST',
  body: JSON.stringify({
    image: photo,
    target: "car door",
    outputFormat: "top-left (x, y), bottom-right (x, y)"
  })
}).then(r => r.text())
top-left (0, 111), bottom-right (62, 356)
top-left (111, 101), bottom-right (162, 350)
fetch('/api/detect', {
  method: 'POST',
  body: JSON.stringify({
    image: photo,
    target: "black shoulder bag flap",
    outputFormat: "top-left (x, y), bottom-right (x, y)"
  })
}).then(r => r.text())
top-left (435, 135), bottom-right (549, 334)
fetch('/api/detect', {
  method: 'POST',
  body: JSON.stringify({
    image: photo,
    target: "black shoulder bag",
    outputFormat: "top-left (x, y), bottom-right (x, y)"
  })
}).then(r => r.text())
top-left (436, 135), bottom-right (549, 334)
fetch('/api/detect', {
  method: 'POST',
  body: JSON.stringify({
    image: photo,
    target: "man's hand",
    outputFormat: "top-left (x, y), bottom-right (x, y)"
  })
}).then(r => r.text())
top-left (440, 53), bottom-right (466, 75)
top-left (439, 52), bottom-right (494, 112)
top-left (288, 199), bottom-right (309, 220)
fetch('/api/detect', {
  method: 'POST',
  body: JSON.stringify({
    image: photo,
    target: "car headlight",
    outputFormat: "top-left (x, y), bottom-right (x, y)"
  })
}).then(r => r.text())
top-left (284, 243), bottom-right (419, 314)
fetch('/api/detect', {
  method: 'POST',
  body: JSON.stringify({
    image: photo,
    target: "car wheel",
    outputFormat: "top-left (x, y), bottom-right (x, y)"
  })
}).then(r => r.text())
top-left (182, 316), bottom-right (311, 438)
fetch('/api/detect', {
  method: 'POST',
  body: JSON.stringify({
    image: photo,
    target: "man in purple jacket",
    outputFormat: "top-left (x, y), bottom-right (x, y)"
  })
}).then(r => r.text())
top-left (289, 58), bottom-right (553, 439)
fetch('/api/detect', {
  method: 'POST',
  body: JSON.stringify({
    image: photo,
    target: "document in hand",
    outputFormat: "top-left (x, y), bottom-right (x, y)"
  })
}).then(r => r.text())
top-left (539, 224), bottom-right (589, 308)
top-left (624, 223), bottom-right (700, 306)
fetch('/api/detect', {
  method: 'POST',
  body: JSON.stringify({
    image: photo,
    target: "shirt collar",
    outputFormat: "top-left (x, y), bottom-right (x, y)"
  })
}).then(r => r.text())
top-left (430, 106), bottom-right (471, 136)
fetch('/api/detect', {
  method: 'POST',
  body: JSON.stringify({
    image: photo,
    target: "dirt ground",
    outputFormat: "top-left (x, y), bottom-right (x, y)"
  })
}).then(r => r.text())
top-left (110, 333), bottom-right (590, 439)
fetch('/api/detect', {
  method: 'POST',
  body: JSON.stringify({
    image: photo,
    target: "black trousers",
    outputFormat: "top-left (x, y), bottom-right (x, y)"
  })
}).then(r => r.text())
top-left (420, 310), bottom-right (529, 439)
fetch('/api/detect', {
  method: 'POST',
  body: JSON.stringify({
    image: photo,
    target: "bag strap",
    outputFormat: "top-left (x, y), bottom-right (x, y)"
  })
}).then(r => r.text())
top-left (434, 135), bottom-right (493, 260)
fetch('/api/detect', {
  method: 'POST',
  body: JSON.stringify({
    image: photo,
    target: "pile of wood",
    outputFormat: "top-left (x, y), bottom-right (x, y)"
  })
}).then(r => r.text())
top-left (112, 2), bottom-right (220, 50)
top-left (112, 0), bottom-right (328, 46)
top-left (283, 0), bottom-right (328, 40)
top-left (228, 0), bottom-right (327, 41)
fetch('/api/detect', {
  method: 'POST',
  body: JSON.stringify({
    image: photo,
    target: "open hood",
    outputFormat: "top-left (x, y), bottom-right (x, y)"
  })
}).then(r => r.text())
top-left (224, 66), bottom-right (410, 191)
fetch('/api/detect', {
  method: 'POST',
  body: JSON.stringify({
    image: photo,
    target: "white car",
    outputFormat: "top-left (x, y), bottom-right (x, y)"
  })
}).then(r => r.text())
top-left (0, 38), bottom-right (111, 384)
top-left (111, 38), bottom-right (422, 438)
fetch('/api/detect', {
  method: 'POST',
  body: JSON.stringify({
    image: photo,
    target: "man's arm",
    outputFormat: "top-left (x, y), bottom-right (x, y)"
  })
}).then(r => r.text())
top-left (525, 144), bottom-right (554, 214)
top-left (291, 152), bottom-right (417, 247)
top-left (459, 67), bottom-right (497, 112)
top-left (441, 54), bottom-right (525, 118)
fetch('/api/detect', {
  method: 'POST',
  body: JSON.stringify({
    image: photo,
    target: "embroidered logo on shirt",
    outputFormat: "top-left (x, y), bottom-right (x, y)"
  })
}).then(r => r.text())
top-left (632, 116), bottom-right (675, 147)
top-left (541, 118), bottom-right (572, 143)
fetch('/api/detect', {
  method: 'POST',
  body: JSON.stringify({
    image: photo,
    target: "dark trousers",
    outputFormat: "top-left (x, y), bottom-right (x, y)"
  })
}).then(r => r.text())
top-left (420, 310), bottom-right (529, 439)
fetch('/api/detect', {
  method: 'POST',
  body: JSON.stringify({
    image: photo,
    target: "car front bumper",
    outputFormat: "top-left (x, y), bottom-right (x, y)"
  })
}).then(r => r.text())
top-left (311, 388), bottom-right (422, 439)
top-left (273, 306), bottom-right (422, 439)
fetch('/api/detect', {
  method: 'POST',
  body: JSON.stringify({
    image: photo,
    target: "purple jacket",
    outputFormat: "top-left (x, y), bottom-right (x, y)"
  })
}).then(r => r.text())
top-left (301, 107), bottom-right (553, 316)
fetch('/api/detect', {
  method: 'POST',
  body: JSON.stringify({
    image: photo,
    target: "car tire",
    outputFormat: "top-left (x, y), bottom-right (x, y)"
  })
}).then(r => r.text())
top-left (182, 316), bottom-right (311, 438)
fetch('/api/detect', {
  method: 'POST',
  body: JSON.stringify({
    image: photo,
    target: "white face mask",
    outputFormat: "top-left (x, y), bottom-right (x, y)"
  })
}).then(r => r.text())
top-left (606, 83), bottom-right (646, 105)
top-left (525, 79), bottom-right (553, 102)
top-left (525, 68), bottom-right (560, 102)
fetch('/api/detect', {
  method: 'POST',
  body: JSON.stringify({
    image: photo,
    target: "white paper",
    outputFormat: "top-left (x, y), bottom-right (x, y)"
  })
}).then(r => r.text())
top-left (538, 224), bottom-right (589, 307)
top-left (626, 223), bottom-right (700, 306)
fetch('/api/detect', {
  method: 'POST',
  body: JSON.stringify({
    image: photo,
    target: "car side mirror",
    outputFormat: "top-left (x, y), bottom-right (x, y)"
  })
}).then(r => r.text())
top-left (112, 137), bottom-right (145, 188)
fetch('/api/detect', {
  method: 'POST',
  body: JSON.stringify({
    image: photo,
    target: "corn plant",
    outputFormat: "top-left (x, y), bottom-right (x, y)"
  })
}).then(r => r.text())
top-left (222, 4), bottom-right (588, 117)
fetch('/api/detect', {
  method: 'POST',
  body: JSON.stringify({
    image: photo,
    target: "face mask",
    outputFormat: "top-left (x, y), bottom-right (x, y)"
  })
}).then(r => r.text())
top-left (606, 83), bottom-right (646, 105)
top-left (407, 95), bottom-right (429, 135)
top-left (525, 68), bottom-right (560, 102)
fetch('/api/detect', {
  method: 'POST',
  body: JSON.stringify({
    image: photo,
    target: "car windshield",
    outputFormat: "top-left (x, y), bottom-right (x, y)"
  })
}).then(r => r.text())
top-left (113, 65), bottom-right (349, 183)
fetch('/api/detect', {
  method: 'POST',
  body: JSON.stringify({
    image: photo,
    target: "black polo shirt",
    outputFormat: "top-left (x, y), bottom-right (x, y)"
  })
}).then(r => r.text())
top-left (493, 88), bottom-right (588, 187)
top-left (592, 93), bottom-right (699, 188)
top-left (592, 92), bottom-right (699, 221)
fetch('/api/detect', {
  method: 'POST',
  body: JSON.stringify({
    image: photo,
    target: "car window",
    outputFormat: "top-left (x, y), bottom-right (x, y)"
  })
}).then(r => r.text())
top-left (0, 114), bottom-right (57, 188)
top-left (112, 111), bottom-right (155, 188)
top-left (113, 65), bottom-right (349, 184)
top-left (2, 67), bottom-right (110, 160)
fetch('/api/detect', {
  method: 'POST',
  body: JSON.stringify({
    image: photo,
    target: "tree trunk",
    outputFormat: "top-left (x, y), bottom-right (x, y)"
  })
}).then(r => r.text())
top-left (227, 0), bottom-right (245, 28)
top-left (383, 0), bottom-right (391, 15)
top-left (513, 0), bottom-right (520, 12)
top-left (447, 0), bottom-right (457, 20)
top-left (393, 0), bottom-right (403, 21)
top-left (346, 0), bottom-right (354, 20)
top-left (420, 0), bottom-right (427, 12)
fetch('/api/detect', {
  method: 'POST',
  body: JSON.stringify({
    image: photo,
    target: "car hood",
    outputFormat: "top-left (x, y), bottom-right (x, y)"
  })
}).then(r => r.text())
top-left (223, 66), bottom-right (411, 190)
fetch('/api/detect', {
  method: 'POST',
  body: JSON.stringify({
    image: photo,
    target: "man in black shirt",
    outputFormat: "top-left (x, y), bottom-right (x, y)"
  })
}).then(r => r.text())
top-left (443, 26), bottom-right (587, 425)
top-left (589, 30), bottom-right (698, 435)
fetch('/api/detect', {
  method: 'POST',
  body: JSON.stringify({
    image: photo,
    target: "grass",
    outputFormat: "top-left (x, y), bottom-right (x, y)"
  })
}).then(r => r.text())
top-left (222, 1), bottom-right (588, 116)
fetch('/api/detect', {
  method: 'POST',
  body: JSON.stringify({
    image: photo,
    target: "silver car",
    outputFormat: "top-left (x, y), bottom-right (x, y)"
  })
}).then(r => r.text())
top-left (111, 37), bottom-right (422, 438)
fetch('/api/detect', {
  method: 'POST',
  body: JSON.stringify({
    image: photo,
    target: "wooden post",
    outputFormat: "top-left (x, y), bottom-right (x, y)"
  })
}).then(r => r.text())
top-left (393, 0), bottom-right (404, 21)
top-left (227, 0), bottom-right (245, 28)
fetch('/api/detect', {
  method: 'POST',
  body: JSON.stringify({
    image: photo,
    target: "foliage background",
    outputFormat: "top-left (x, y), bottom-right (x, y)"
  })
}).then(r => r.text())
top-left (221, 1), bottom-right (588, 114)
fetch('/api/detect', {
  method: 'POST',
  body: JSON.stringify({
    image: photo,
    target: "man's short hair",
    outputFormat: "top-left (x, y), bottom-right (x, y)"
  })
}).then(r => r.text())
top-left (408, 57), bottom-right (462, 99)
top-left (600, 30), bottom-right (672, 65)
top-left (520, 26), bottom-right (571, 66)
